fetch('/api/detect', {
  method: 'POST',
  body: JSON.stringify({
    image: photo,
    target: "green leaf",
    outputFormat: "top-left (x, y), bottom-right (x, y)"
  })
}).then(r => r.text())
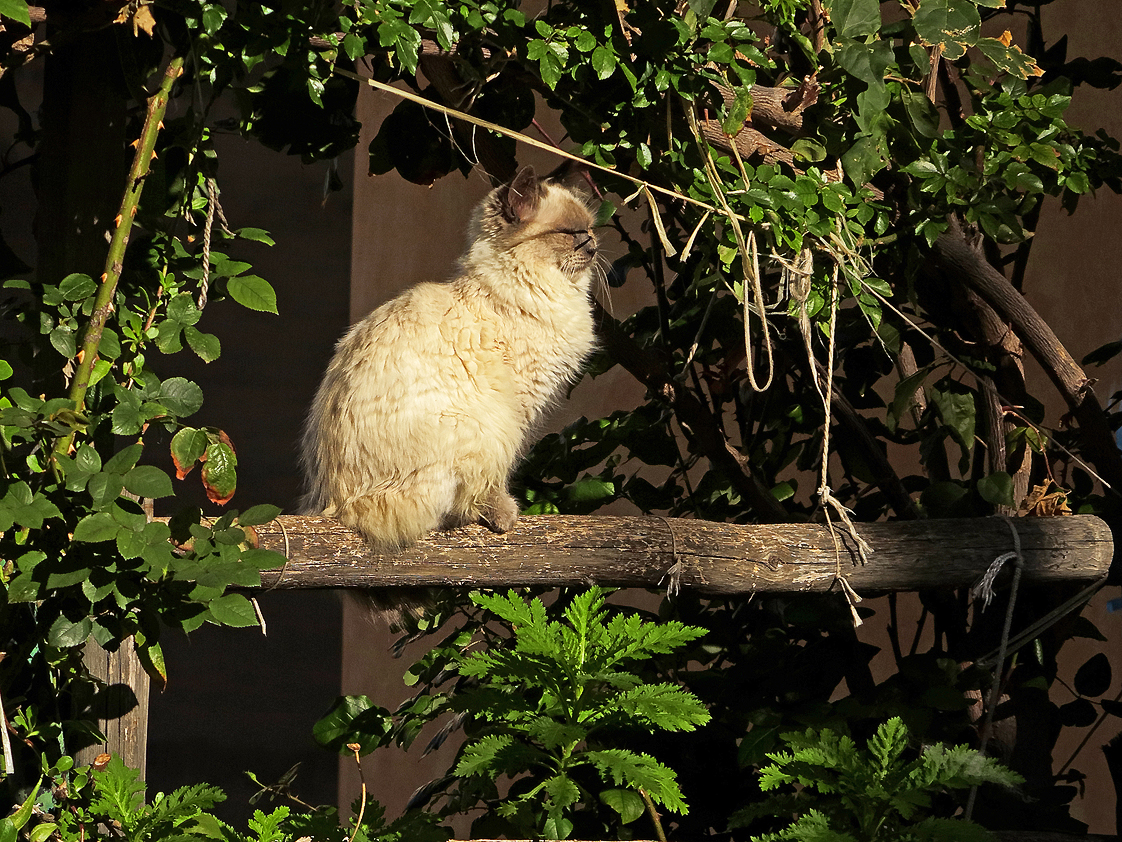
top-left (171, 427), bottom-right (209, 478)
top-left (0, 0), bottom-right (31, 28)
top-left (166, 293), bottom-right (202, 326)
top-left (825, 0), bottom-right (882, 38)
top-left (238, 503), bottom-right (282, 526)
top-left (105, 443), bottom-right (143, 474)
top-left (117, 528), bottom-right (147, 560)
top-left (235, 227), bottom-right (275, 245)
top-left (6, 784), bottom-right (39, 831)
top-left (201, 3), bottom-right (227, 34)
top-left (611, 684), bottom-right (711, 730)
top-left (977, 472), bottom-right (1014, 508)
top-left (793, 138), bottom-right (827, 163)
top-left (837, 39), bottom-right (892, 88)
top-left (48, 615), bottom-right (92, 648)
top-left (206, 593), bottom-right (259, 627)
top-left (87, 471), bottom-right (124, 510)
top-left (594, 200), bottom-right (617, 228)
top-left (541, 810), bottom-right (573, 841)
top-left (591, 44), bottom-right (616, 80)
top-left (123, 465), bottom-right (174, 499)
top-left (912, 0), bottom-right (980, 61)
top-left (313, 695), bottom-right (393, 755)
top-left (976, 36), bottom-right (1043, 80)
top-left (929, 380), bottom-right (976, 453)
top-left (1064, 172), bottom-right (1091, 194)
top-left (59, 272), bottom-right (97, 301)
top-left (901, 88), bottom-right (939, 138)
top-left (456, 733), bottom-right (514, 776)
top-left (720, 85), bottom-right (751, 139)
top-left (136, 635), bottom-right (167, 690)
top-left (868, 717), bottom-right (907, 769)
top-left (566, 476), bottom-right (615, 503)
top-left (73, 511), bottom-right (121, 542)
top-left (585, 749), bottom-right (688, 813)
top-left (227, 274), bottom-right (279, 314)
top-left (240, 548), bottom-right (288, 570)
top-left (600, 788), bottom-right (646, 824)
top-left (159, 377), bottom-right (204, 417)
top-left (49, 325), bottom-right (76, 359)
top-left (184, 326), bottom-right (221, 363)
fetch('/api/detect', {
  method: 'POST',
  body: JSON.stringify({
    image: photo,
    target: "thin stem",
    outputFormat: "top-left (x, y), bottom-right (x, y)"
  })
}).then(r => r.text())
top-left (639, 787), bottom-right (667, 842)
top-left (348, 744), bottom-right (367, 842)
top-left (887, 592), bottom-right (904, 666)
top-left (53, 54), bottom-right (185, 458)
top-left (333, 66), bottom-right (746, 222)
top-left (965, 518), bottom-right (1024, 821)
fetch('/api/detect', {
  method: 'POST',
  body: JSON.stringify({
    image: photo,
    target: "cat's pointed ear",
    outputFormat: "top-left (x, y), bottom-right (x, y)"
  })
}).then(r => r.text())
top-left (499, 166), bottom-right (544, 224)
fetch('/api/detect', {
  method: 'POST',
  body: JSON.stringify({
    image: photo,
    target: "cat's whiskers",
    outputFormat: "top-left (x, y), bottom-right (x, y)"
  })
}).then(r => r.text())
top-left (590, 253), bottom-right (614, 317)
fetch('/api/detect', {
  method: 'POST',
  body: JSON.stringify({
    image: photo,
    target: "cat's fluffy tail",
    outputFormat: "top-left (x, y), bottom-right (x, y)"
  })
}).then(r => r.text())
top-left (333, 493), bottom-right (445, 630)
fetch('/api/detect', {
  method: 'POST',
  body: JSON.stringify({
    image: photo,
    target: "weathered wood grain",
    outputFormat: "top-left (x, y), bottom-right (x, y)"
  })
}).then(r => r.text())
top-left (253, 515), bottom-right (1116, 594)
top-left (75, 639), bottom-right (150, 777)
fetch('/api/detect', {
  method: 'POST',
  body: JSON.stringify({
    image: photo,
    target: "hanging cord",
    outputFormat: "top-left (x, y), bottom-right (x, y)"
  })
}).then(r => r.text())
top-left (965, 515), bottom-right (1024, 820)
top-left (814, 263), bottom-right (871, 626)
top-left (658, 516), bottom-right (683, 598)
top-left (197, 177), bottom-right (230, 310)
top-left (684, 103), bottom-right (775, 392)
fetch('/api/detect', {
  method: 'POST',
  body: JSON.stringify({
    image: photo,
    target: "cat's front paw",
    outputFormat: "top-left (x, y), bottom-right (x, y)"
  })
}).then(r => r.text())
top-left (481, 490), bottom-right (519, 534)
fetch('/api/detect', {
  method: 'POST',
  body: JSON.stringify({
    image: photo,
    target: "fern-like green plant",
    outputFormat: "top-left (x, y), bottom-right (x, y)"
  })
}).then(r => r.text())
top-left (732, 717), bottom-right (1024, 841)
top-left (449, 587), bottom-right (710, 839)
top-left (45, 754), bottom-right (225, 841)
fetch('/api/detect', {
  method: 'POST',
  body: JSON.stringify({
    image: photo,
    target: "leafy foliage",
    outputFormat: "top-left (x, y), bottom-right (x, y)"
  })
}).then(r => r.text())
top-left (317, 588), bottom-right (709, 839)
top-left (449, 588), bottom-right (708, 837)
top-left (1, 752), bottom-right (449, 842)
top-left (734, 717), bottom-right (1023, 841)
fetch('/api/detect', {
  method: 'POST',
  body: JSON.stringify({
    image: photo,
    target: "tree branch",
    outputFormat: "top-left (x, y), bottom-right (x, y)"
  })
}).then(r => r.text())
top-left (932, 218), bottom-right (1122, 490)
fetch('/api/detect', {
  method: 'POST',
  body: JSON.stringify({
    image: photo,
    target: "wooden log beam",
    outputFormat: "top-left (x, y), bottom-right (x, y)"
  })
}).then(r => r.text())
top-left (253, 515), bottom-right (1116, 594)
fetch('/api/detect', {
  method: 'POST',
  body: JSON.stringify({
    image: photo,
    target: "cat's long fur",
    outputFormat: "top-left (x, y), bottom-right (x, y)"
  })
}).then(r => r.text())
top-left (299, 167), bottom-right (598, 625)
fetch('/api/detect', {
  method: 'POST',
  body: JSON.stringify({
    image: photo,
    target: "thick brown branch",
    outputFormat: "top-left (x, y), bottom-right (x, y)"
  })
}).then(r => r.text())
top-left (713, 81), bottom-right (812, 134)
top-left (933, 218), bottom-right (1122, 490)
top-left (697, 118), bottom-right (797, 169)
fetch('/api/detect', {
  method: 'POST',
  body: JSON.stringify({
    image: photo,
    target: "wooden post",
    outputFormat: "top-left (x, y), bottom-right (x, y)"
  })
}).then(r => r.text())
top-left (253, 514), bottom-right (1116, 593)
top-left (76, 638), bottom-right (149, 778)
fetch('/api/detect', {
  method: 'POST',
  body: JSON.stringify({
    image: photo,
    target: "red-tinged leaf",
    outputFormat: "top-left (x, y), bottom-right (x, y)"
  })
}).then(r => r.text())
top-left (203, 427), bottom-right (237, 455)
top-left (201, 441), bottom-right (237, 505)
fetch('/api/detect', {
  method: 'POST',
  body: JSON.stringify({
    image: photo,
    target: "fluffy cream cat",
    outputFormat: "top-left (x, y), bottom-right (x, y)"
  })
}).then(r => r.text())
top-left (299, 166), bottom-right (598, 624)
